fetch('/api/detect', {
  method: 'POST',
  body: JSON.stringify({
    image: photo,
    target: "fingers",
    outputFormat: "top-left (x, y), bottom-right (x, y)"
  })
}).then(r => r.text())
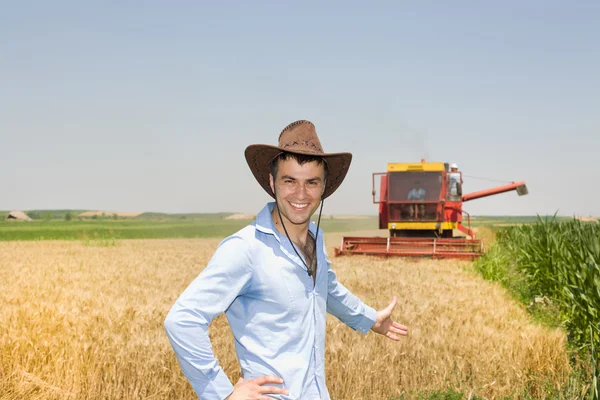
top-left (252, 375), bottom-right (284, 386)
top-left (258, 386), bottom-right (290, 396)
top-left (388, 325), bottom-right (408, 336)
top-left (391, 321), bottom-right (409, 335)
top-left (392, 321), bottom-right (408, 331)
top-left (380, 320), bottom-right (408, 341)
top-left (249, 376), bottom-right (289, 397)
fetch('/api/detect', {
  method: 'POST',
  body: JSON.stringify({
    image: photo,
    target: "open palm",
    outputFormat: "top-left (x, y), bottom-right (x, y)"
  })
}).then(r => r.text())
top-left (371, 296), bottom-right (408, 341)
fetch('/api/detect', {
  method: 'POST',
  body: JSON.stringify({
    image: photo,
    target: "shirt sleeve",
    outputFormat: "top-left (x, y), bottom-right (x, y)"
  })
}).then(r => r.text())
top-left (164, 235), bottom-right (253, 399)
top-left (325, 256), bottom-right (377, 335)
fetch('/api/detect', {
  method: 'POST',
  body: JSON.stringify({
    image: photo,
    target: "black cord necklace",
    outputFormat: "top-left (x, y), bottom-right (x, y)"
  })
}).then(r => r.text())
top-left (275, 196), bottom-right (325, 278)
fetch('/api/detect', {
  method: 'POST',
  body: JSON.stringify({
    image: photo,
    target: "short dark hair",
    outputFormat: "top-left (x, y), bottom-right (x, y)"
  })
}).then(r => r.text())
top-left (269, 152), bottom-right (329, 181)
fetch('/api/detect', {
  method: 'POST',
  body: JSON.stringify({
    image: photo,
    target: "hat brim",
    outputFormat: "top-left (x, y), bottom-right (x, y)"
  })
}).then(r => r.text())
top-left (245, 144), bottom-right (352, 200)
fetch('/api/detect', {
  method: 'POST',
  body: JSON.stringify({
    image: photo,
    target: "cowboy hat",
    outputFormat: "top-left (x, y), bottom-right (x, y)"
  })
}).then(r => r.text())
top-left (244, 120), bottom-right (352, 199)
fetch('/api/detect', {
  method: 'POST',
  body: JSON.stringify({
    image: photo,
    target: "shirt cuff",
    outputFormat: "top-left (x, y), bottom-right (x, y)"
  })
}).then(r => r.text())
top-left (193, 368), bottom-right (234, 400)
top-left (355, 304), bottom-right (377, 334)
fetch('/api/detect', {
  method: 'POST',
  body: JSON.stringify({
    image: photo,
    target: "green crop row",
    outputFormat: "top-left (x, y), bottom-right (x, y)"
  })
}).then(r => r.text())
top-left (475, 216), bottom-right (600, 399)
top-left (495, 217), bottom-right (600, 347)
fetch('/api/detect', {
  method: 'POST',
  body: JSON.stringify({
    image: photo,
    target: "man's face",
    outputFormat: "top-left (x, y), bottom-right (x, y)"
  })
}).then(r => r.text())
top-left (269, 157), bottom-right (326, 227)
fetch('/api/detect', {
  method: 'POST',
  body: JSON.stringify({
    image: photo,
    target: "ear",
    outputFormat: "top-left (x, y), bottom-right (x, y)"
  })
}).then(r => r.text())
top-left (269, 173), bottom-right (275, 194)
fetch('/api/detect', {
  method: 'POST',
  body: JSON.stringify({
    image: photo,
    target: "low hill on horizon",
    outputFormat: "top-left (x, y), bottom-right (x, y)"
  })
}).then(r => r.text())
top-left (0, 209), bottom-right (593, 222)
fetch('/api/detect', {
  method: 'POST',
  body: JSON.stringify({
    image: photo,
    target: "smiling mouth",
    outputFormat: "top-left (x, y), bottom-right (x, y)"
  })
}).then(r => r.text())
top-left (289, 201), bottom-right (309, 210)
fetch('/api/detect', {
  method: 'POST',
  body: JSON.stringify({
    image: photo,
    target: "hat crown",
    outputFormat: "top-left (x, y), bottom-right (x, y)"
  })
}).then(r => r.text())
top-left (278, 120), bottom-right (324, 154)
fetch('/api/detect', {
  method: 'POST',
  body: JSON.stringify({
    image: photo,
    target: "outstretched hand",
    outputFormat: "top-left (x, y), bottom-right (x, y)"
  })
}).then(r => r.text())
top-left (225, 376), bottom-right (289, 400)
top-left (371, 296), bottom-right (408, 341)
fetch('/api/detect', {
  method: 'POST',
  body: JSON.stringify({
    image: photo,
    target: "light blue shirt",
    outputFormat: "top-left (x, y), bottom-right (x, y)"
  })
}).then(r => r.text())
top-left (449, 172), bottom-right (461, 196)
top-left (164, 202), bottom-right (377, 399)
top-left (407, 187), bottom-right (425, 200)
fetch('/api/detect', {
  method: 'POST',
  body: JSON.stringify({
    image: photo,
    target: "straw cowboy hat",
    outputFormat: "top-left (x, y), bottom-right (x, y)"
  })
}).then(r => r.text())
top-left (245, 120), bottom-right (352, 199)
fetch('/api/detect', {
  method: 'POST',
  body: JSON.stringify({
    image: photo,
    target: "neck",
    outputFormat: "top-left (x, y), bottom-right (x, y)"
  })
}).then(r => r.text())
top-left (271, 206), bottom-right (309, 244)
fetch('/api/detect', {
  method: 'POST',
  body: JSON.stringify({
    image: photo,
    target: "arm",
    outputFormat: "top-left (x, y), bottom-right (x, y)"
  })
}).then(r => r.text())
top-left (164, 236), bottom-right (252, 399)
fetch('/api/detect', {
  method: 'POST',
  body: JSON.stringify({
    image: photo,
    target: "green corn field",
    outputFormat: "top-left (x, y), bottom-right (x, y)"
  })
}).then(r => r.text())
top-left (476, 216), bottom-right (600, 398)
top-left (498, 217), bottom-right (599, 347)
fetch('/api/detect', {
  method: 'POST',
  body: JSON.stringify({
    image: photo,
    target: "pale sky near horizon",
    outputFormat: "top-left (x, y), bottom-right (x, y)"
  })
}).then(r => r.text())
top-left (2, 2), bottom-right (598, 216)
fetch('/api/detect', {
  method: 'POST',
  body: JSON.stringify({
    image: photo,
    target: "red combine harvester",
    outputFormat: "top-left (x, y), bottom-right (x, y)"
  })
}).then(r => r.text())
top-left (334, 160), bottom-right (528, 260)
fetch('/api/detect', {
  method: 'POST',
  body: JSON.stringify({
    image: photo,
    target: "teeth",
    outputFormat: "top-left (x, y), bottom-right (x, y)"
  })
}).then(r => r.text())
top-left (290, 202), bottom-right (308, 209)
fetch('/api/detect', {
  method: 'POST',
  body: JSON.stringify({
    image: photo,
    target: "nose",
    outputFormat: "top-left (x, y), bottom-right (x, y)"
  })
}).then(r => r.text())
top-left (293, 182), bottom-right (310, 198)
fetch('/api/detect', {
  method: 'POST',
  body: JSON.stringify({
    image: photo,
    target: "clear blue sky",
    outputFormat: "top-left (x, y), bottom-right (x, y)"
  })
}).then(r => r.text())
top-left (2, 1), bottom-right (598, 216)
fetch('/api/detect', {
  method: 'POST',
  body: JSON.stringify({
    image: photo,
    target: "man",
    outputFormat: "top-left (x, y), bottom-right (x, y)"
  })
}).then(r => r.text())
top-left (407, 184), bottom-right (426, 219)
top-left (448, 163), bottom-right (462, 201)
top-left (407, 186), bottom-right (426, 201)
top-left (164, 120), bottom-right (408, 399)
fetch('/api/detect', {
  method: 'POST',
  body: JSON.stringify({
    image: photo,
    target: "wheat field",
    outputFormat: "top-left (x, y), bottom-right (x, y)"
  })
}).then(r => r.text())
top-left (0, 237), bottom-right (571, 399)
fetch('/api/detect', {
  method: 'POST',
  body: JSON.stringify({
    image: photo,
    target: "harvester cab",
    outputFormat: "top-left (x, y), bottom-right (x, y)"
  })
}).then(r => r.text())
top-left (335, 160), bottom-right (528, 259)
